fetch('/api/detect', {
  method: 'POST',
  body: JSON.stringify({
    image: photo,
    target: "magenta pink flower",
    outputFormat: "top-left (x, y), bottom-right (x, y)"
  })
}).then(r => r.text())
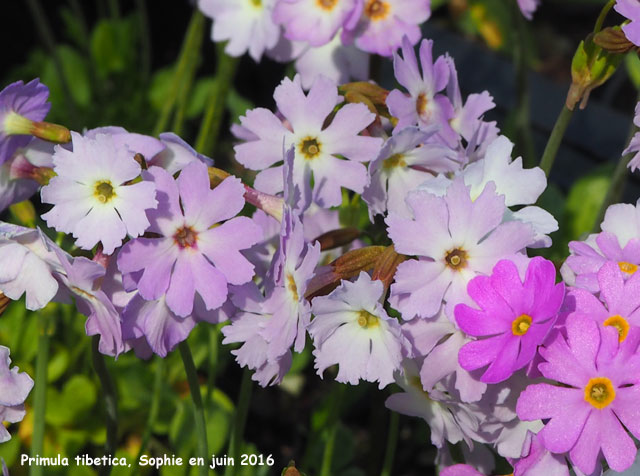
top-left (455, 257), bottom-right (564, 383)
top-left (567, 260), bottom-right (640, 343)
top-left (517, 316), bottom-right (640, 474)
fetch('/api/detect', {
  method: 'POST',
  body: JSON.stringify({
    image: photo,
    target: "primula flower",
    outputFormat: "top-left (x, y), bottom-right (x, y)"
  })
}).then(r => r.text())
top-left (148, 132), bottom-right (213, 174)
top-left (512, 431), bottom-right (571, 476)
top-left (0, 79), bottom-right (50, 165)
top-left (274, 0), bottom-right (358, 46)
top-left (615, 0), bottom-right (640, 46)
top-left (41, 132), bottom-right (157, 254)
top-left (234, 75), bottom-right (382, 207)
top-left (624, 103), bottom-right (640, 171)
top-left (402, 309), bottom-right (487, 402)
top-left (385, 362), bottom-right (482, 448)
top-left (455, 257), bottom-right (564, 383)
top-left (197, 0), bottom-right (280, 61)
top-left (342, 0), bottom-right (431, 56)
top-left (0, 138), bottom-right (54, 213)
top-left (386, 38), bottom-right (454, 139)
top-left (309, 272), bottom-right (409, 388)
top-left (363, 127), bottom-right (458, 218)
top-left (53, 249), bottom-right (125, 357)
top-left (0, 346), bottom-right (34, 443)
top-left (0, 223), bottom-right (64, 310)
top-left (260, 209), bottom-right (320, 358)
top-left (386, 178), bottom-right (535, 319)
top-left (118, 161), bottom-right (262, 317)
top-left (517, 0), bottom-right (540, 20)
top-left (568, 261), bottom-right (640, 344)
top-left (222, 282), bottom-right (293, 386)
top-left (293, 34), bottom-right (369, 89)
top-left (517, 316), bottom-right (640, 474)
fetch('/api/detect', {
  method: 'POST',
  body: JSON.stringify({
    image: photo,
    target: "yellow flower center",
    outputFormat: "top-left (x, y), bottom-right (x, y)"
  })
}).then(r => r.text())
top-left (512, 314), bottom-right (532, 336)
top-left (357, 310), bottom-right (380, 329)
top-left (603, 315), bottom-right (630, 342)
top-left (287, 273), bottom-right (299, 301)
top-left (618, 261), bottom-right (638, 275)
top-left (299, 137), bottom-right (322, 159)
top-left (445, 249), bottom-right (468, 270)
top-left (382, 153), bottom-right (407, 170)
top-left (409, 375), bottom-right (431, 400)
top-left (584, 377), bottom-right (616, 409)
top-left (94, 181), bottom-right (116, 204)
top-left (173, 226), bottom-right (198, 249)
top-left (316, 0), bottom-right (338, 10)
top-left (364, 0), bottom-right (390, 20)
top-left (250, 0), bottom-right (262, 7)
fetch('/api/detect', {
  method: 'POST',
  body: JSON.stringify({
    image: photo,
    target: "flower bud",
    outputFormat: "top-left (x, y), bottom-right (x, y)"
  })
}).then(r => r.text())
top-left (0, 292), bottom-right (10, 317)
top-left (312, 227), bottom-right (361, 251)
top-left (371, 245), bottom-right (405, 292)
top-left (594, 27), bottom-right (638, 54)
top-left (339, 82), bottom-right (391, 120)
top-left (3, 111), bottom-right (71, 144)
top-left (567, 37), bottom-right (622, 110)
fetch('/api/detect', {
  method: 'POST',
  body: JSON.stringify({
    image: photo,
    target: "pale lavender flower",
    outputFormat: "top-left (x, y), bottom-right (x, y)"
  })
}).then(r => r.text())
top-left (386, 38), bottom-right (455, 141)
top-left (41, 132), bottom-right (157, 254)
top-left (625, 103), bottom-right (640, 171)
top-left (363, 127), bottom-right (459, 218)
top-left (0, 223), bottom-right (64, 310)
top-left (0, 346), bottom-right (34, 443)
top-left (53, 248), bottom-right (125, 357)
top-left (148, 132), bottom-right (213, 174)
top-left (518, 0), bottom-right (540, 20)
top-left (615, 0), bottom-right (640, 46)
top-left (118, 162), bottom-right (262, 317)
top-left (294, 34), bottom-right (369, 89)
top-left (309, 272), bottom-right (409, 388)
top-left (260, 209), bottom-right (321, 358)
top-left (402, 309), bottom-right (487, 402)
top-left (385, 361), bottom-right (482, 448)
top-left (0, 79), bottom-right (50, 165)
top-left (198, 0), bottom-right (281, 61)
top-left (342, 0), bottom-right (431, 57)
top-left (85, 126), bottom-right (165, 162)
top-left (234, 75), bottom-right (382, 207)
top-left (274, 0), bottom-right (358, 46)
top-left (0, 138), bottom-right (54, 213)
top-left (512, 431), bottom-right (571, 476)
top-left (386, 178), bottom-right (535, 319)
top-left (222, 282), bottom-right (293, 386)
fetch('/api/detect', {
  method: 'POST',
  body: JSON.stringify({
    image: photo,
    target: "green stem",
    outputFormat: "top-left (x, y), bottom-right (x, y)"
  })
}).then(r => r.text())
top-left (206, 326), bottom-right (220, 403)
top-left (91, 336), bottom-right (118, 476)
top-left (539, 105), bottom-right (574, 177)
top-left (512, 0), bottom-right (536, 168)
top-left (594, 0), bottom-right (616, 34)
top-left (319, 384), bottom-right (345, 476)
top-left (131, 358), bottom-right (165, 475)
top-left (195, 46), bottom-right (240, 155)
top-left (380, 412), bottom-right (399, 476)
top-left (178, 341), bottom-right (209, 476)
top-left (153, 11), bottom-right (205, 136)
top-left (224, 369), bottom-right (253, 476)
top-left (30, 313), bottom-right (51, 476)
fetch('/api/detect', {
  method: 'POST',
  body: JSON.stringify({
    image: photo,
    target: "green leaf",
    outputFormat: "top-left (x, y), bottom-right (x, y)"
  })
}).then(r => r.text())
top-left (90, 19), bottom-right (135, 78)
top-left (564, 164), bottom-right (613, 240)
top-left (149, 67), bottom-right (175, 112)
top-left (47, 347), bottom-right (70, 383)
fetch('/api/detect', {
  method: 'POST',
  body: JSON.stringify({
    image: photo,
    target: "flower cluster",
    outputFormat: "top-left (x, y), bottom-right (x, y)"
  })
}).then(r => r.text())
top-left (197, 0), bottom-right (540, 88)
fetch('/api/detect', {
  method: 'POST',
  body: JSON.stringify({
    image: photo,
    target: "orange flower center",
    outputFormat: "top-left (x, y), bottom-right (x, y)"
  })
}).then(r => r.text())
top-left (299, 137), bottom-right (322, 159)
top-left (364, 0), bottom-right (390, 20)
top-left (445, 249), bottom-right (468, 270)
top-left (603, 315), bottom-right (630, 342)
top-left (584, 377), bottom-right (616, 409)
top-left (618, 261), bottom-right (638, 275)
top-left (316, 0), bottom-right (338, 10)
top-left (512, 314), bottom-right (532, 336)
top-left (357, 310), bottom-right (380, 329)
